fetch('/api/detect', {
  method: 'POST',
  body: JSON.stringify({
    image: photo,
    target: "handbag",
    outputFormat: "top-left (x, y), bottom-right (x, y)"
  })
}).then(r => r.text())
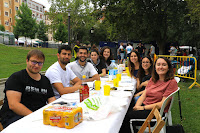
top-left (166, 124), bottom-right (185, 133)
top-left (166, 91), bottom-right (185, 133)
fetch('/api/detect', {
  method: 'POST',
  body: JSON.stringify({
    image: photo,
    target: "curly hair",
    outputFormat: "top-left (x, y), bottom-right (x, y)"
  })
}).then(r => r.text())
top-left (152, 57), bottom-right (174, 82)
top-left (100, 46), bottom-right (113, 66)
top-left (128, 50), bottom-right (141, 77)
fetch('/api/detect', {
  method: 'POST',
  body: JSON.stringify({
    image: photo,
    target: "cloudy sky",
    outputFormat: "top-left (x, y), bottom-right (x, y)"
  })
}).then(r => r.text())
top-left (33, 0), bottom-right (51, 10)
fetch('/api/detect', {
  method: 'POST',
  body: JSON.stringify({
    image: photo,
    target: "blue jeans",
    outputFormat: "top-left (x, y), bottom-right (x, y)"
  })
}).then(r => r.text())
top-left (134, 96), bottom-right (140, 104)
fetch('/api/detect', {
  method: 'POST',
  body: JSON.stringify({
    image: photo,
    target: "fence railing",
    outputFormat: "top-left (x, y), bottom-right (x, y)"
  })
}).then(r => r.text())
top-left (155, 55), bottom-right (200, 89)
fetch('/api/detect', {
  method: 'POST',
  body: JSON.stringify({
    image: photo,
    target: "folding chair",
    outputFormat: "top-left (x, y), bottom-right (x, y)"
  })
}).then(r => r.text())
top-left (0, 99), bottom-right (3, 131)
top-left (130, 87), bottom-right (180, 133)
top-left (138, 105), bottom-right (165, 133)
top-left (167, 77), bottom-right (180, 126)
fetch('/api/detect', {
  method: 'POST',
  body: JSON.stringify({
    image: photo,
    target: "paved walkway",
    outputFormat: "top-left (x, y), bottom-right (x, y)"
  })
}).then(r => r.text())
top-left (0, 84), bottom-right (4, 109)
top-left (0, 84), bottom-right (4, 100)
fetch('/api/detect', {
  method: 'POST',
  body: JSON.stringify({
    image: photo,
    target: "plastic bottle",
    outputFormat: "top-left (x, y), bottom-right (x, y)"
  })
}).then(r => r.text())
top-left (109, 60), bottom-right (118, 70)
top-left (79, 75), bottom-right (89, 102)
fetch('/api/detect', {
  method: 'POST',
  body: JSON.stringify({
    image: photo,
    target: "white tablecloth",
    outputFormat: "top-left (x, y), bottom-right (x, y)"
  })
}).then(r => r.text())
top-left (2, 74), bottom-right (136, 133)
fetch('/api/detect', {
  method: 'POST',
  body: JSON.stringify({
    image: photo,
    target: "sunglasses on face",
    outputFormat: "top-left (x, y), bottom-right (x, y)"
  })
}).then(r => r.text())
top-left (30, 60), bottom-right (44, 66)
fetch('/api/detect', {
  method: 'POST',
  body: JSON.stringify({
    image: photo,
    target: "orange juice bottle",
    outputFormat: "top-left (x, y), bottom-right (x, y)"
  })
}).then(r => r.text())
top-left (43, 109), bottom-right (50, 125)
top-left (43, 106), bottom-right (53, 125)
top-left (63, 107), bottom-right (83, 129)
top-left (57, 111), bottom-right (65, 128)
top-left (49, 110), bottom-right (60, 126)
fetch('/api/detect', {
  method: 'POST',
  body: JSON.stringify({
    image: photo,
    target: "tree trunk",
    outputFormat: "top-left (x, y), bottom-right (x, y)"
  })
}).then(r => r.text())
top-left (157, 40), bottom-right (166, 55)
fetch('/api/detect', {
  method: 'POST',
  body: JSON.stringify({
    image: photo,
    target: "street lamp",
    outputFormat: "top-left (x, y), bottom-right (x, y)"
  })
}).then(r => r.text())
top-left (67, 9), bottom-right (71, 46)
top-left (90, 27), bottom-right (94, 44)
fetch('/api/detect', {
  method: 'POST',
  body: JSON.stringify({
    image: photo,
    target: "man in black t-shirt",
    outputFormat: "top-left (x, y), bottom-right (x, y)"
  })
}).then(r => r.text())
top-left (0, 50), bottom-right (56, 129)
top-left (135, 43), bottom-right (145, 58)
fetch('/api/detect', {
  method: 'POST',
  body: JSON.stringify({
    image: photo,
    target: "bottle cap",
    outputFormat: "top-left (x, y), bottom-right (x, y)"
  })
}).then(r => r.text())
top-left (82, 75), bottom-right (86, 79)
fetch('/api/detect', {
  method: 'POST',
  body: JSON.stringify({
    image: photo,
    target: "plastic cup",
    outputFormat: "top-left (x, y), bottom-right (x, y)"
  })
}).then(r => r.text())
top-left (116, 74), bottom-right (121, 81)
top-left (95, 80), bottom-right (101, 90)
top-left (104, 85), bottom-right (111, 96)
top-left (113, 78), bottom-right (119, 87)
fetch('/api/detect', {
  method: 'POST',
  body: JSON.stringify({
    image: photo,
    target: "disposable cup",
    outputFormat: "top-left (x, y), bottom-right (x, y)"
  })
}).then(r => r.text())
top-left (104, 85), bottom-right (110, 96)
top-left (95, 80), bottom-right (101, 90)
top-left (113, 78), bottom-right (119, 87)
top-left (116, 74), bottom-right (122, 81)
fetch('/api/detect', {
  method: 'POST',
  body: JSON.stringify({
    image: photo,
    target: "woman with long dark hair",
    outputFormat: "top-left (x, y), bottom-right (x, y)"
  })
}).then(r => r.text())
top-left (136, 56), bottom-right (153, 93)
top-left (128, 50), bottom-right (141, 78)
top-left (88, 49), bottom-right (106, 77)
top-left (120, 57), bottom-right (178, 133)
top-left (100, 46), bottom-right (113, 72)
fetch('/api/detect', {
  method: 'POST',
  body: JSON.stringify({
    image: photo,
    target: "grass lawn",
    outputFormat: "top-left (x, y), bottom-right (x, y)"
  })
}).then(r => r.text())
top-left (0, 44), bottom-right (200, 132)
top-left (0, 44), bottom-right (61, 78)
top-left (172, 75), bottom-right (200, 133)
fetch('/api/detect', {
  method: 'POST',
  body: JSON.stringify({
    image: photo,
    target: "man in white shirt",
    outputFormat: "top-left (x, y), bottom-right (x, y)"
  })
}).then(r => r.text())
top-left (119, 42), bottom-right (125, 64)
top-left (45, 45), bottom-right (82, 99)
top-left (126, 43), bottom-right (133, 58)
top-left (150, 44), bottom-right (155, 59)
top-left (67, 46), bottom-right (100, 82)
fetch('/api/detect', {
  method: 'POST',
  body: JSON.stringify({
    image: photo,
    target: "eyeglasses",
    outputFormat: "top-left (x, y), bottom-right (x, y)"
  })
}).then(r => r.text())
top-left (142, 62), bottom-right (150, 64)
top-left (30, 60), bottom-right (44, 66)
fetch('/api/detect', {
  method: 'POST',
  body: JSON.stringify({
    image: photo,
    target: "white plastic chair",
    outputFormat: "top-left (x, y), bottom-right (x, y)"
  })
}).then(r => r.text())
top-left (130, 87), bottom-right (180, 133)
top-left (167, 77), bottom-right (180, 125)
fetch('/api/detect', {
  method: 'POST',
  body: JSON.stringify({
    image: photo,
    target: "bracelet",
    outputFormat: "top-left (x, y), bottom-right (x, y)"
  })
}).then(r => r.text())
top-left (143, 106), bottom-right (145, 110)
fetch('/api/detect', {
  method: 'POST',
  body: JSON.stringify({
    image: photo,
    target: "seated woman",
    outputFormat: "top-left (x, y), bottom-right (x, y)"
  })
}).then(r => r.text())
top-left (100, 46), bottom-right (114, 73)
top-left (128, 50), bottom-right (141, 78)
top-left (88, 49), bottom-right (106, 77)
top-left (119, 57), bottom-right (178, 133)
top-left (134, 56), bottom-right (153, 101)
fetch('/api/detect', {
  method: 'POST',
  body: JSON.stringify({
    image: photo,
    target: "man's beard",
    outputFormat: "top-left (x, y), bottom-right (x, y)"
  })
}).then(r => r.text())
top-left (79, 57), bottom-right (86, 62)
top-left (60, 59), bottom-right (70, 65)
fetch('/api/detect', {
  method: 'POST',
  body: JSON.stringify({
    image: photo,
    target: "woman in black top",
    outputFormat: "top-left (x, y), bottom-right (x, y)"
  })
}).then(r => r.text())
top-left (135, 56), bottom-right (153, 94)
top-left (88, 49), bottom-right (107, 77)
top-left (128, 50), bottom-right (141, 78)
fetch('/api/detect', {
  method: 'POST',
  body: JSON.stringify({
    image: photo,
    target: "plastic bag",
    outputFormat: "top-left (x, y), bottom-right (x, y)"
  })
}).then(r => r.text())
top-left (78, 96), bottom-right (113, 121)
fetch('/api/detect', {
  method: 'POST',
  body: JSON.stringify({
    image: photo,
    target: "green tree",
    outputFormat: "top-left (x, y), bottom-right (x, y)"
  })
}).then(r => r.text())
top-left (48, 0), bottom-right (106, 44)
top-left (14, 2), bottom-right (37, 46)
top-left (185, 0), bottom-right (200, 48)
top-left (92, 0), bottom-right (190, 54)
top-left (0, 25), bottom-right (5, 31)
top-left (37, 21), bottom-right (48, 42)
top-left (53, 16), bottom-right (68, 43)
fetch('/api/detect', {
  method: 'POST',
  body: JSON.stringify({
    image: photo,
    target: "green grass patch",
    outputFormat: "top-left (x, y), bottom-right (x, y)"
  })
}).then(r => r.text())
top-left (0, 44), bottom-right (64, 78)
top-left (172, 75), bottom-right (200, 133)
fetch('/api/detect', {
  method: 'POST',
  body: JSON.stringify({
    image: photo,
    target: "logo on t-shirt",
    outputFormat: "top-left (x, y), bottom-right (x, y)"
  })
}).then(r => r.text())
top-left (25, 86), bottom-right (47, 94)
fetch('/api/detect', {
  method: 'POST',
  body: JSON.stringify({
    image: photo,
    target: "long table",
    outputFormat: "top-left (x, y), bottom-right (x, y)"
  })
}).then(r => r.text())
top-left (1, 74), bottom-right (136, 133)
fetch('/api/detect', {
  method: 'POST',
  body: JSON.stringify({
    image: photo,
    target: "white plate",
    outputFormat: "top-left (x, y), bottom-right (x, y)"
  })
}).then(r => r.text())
top-left (61, 93), bottom-right (79, 100)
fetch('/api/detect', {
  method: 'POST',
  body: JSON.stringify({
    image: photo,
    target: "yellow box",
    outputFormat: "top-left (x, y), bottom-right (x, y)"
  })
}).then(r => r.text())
top-left (43, 105), bottom-right (83, 129)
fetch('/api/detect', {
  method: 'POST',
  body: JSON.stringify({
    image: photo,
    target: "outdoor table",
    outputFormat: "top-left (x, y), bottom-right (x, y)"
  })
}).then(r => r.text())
top-left (1, 73), bottom-right (136, 133)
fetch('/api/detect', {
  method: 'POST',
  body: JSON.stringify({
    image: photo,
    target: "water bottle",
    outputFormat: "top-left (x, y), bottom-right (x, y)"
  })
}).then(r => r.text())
top-left (109, 60), bottom-right (118, 70)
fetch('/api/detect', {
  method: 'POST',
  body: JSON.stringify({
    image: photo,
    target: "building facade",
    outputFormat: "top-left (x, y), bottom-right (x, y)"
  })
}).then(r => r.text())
top-left (0, 0), bottom-right (21, 32)
top-left (0, 0), bottom-right (45, 32)
top-left (44, 11), bottom-right (54, 41)
top-left (25, 0), bottom-right (45, 23)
